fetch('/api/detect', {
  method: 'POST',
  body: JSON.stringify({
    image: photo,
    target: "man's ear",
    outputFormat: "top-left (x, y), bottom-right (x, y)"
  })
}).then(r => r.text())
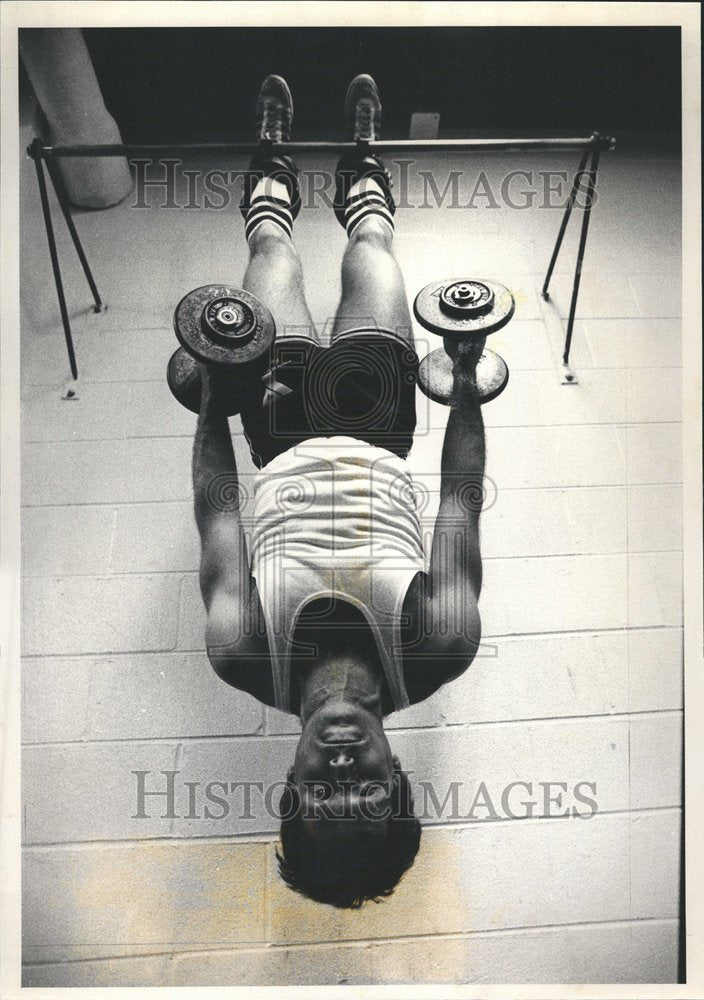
top-left (392, 755), bottom-right (401, 772)
top-left (287, 766), bottom-right (295, 783)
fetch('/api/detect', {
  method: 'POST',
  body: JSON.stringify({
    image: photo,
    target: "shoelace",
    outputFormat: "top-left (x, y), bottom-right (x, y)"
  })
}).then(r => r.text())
top-left (260, 99), bottom-right (291, 142)
top-left (356, 101), bottom-right (375, 141)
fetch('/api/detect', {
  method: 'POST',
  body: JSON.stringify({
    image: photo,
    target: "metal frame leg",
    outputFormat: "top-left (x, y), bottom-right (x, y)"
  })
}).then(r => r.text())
top-left (542, 135), bottom-right (602, 384)
top-left (542, 148), bottom-right (590, 301)
top-left (31, 143), bottom-right (79, 382)
top-left (44, 151), bottom-right (103, 313)
top-left (29, 138), bottom-right (107, 389)
top-left (562, 144), bottom-right (600, 379)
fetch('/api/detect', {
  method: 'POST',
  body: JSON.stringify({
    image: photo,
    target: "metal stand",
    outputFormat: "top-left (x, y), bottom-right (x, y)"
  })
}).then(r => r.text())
top-left (542, 133), bottom-right (605, 383)
top-left (27, 132), bottom-right (614, 386)
top-left (28, 137), bottom-right (103, 390)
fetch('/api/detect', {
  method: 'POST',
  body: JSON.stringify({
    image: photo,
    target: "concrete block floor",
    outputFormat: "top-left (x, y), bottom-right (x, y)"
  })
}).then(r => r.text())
top-left (20, 135), bottom-right (682, 986)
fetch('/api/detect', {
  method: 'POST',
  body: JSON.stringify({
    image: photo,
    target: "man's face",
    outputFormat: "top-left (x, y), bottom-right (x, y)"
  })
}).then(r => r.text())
top-left (291, 697), bottom-right (397, 824)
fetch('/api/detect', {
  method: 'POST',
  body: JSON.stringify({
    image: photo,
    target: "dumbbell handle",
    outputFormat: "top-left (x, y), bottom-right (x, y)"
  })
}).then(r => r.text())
top-left (442, 334), bottom-right (487, 372)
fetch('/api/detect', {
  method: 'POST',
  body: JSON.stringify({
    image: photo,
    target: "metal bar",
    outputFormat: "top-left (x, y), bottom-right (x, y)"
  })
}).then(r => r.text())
top-left (26, 130), bottom-right (613, 391)
top-left (563, 144), bottom-right (601, 370)
top-left (44, 152), bottom-right (103, 313)
top-left (32, 150), bottom-right (79, 381)
top-left (542, 148), bottom-right (590, 299)
top-left (32, 135), bottom-right (616, 158)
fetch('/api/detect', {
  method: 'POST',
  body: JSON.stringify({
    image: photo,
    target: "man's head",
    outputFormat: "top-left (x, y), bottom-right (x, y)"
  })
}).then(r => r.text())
top-left (276, 697), bottom-right (421, 907)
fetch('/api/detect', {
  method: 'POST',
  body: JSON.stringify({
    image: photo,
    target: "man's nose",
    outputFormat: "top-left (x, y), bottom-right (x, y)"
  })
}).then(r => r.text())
top-left (329, 749), bottom-right (355, 776)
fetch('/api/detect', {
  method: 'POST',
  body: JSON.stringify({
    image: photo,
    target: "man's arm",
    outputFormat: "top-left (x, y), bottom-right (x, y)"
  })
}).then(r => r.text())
top-left (419, 338), bottom-right (486, 684)
top-left (192, 369), bottom-right (272, 699)
top-left (428, 337), bottom-right (485, 602)
top-left (193, 370), bottom-right (248, 610)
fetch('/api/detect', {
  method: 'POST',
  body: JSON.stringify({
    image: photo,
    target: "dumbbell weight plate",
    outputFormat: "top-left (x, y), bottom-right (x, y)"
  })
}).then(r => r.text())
top-left (166, 348), bottom-right (243, 416)
top-left (167, 334), bottom-right (322, 415)
top-left (418, 347), bottom-right (509, 405)
top-left (414, 278), bottom-right (515, 339)
top-left (174, 284), bottom-right (276, 367)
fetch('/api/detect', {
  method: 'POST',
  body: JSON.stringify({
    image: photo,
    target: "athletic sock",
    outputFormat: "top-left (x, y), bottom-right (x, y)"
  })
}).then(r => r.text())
top-left (244, 176), bottom-right (293, 242)
top-left (343, 176), bottom-right (394, 238)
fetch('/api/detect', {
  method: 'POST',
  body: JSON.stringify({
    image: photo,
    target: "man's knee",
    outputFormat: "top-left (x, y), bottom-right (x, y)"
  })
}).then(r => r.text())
top-left (250, 227), bottom-right (300, 264)
top-left (347, 219), bottom-right (393, 251)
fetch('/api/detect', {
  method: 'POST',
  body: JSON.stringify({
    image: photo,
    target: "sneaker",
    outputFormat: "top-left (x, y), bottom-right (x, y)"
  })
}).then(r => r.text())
top-left (334, 75), bottom-right (394, 228)
top-left (256, 74), bottom-right (293, 144)
top-left (344, 73), bottom-right (382, 142)
top-left (242, 77), bottom-right (300, 222)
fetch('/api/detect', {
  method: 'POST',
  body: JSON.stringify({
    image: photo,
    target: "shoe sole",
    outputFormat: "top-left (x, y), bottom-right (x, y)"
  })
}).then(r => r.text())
top-left (344, 73), bottom-right (381, 137)
top-left (257, 75), bottom-right (294, 141)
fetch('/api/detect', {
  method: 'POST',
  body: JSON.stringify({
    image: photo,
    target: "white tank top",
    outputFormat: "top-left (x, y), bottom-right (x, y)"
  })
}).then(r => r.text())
top-left (250, 436), bottom-right (426, 714)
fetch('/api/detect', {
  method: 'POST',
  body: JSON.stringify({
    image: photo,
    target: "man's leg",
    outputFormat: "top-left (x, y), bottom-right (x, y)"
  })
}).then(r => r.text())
top-left (243, 218), bottom-right (318, 343)
top-left (331, 75), bottom-right (412, 344)
top-left (238, 199), bottom-right (321, 465)
top-left (239, 75), bottom-right (319, 343)
top-left (331, 215), bottom-right (412, 342)
top-left (327, 181), bottom-right (417, 457)
top-left (235, 76), bottom-right (321, 465)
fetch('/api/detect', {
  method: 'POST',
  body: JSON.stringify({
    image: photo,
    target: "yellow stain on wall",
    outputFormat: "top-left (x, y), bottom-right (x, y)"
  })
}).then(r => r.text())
top-left (267, 826), bottom-right (469, 944)
top-left (72, 840), bottom-right (268, 950)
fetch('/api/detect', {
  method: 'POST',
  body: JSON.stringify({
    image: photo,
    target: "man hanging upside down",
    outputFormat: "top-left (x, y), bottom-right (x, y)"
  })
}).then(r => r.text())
top-left (192, 75), bottom-right (487, 907)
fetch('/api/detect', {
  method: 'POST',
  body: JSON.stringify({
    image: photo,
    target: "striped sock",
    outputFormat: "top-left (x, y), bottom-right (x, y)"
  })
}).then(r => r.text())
top-left (245, 176), bottom-right (293, 242)
top-left (344, 176), bottom-right (394, 238)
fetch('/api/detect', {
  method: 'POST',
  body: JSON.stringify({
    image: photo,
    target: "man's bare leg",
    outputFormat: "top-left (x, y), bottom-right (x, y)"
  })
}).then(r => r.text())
top-left (243, 220), bottom-right (319, 343)
top-left (331, 74), bottom-right (411, 344)
top-left (239, 74), bottom-right (318, 343)
top-left (331, 216), bottom-right (413, 343)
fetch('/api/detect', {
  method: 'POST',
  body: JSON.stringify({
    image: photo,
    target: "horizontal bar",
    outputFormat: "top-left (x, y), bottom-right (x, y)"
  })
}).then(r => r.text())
top-left (31, 135), bottom-right (616, 159)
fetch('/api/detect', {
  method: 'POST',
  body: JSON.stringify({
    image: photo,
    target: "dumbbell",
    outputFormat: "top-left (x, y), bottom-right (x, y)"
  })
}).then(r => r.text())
top-left (167, 284), bottom-right (276, 415)
top-left (413, 278), bottom-right (514, 405)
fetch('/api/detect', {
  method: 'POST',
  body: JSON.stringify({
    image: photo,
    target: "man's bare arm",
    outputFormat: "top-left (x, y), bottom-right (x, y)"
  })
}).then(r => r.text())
top-left (428, 338), bottom-right (485, 600)
top-left (192, 369), bottom-right (272, 700)
top-left (423, 338), bottom-right (486, 677)
top-left (192, 369), bottom-right (249, 611)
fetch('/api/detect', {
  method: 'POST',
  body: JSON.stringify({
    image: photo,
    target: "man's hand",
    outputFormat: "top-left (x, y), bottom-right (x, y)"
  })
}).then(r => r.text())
top-left (443, 334), bottom-right (487, 373)
top-left (201, 363), bottom-right (235, 408)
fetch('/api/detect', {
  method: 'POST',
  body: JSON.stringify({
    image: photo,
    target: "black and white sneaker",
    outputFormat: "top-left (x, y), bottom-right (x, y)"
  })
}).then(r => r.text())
top-left (335, 75), bottom-right (394, 231)
top-left (256, 74), bottom-right (293, 144)
top-left (344, 73), bottom-right (382, 142)
top-left (241, 76), bottom-right (300, 230)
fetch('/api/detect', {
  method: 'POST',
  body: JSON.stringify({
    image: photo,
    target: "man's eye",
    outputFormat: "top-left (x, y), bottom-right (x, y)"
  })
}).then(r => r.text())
top-left (360, 782), bottom-right (386, 798)
top-left (306, 783), bottom-right (333, 800)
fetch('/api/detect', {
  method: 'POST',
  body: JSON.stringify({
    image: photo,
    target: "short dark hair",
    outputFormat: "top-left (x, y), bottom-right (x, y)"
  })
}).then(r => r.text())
top-left (275, 768), bottom-right (421, 908)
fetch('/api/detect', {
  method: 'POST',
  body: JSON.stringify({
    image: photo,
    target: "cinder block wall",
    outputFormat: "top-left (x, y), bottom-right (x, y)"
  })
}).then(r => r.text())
top-left (20, 142), bottom-right (682, 986)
